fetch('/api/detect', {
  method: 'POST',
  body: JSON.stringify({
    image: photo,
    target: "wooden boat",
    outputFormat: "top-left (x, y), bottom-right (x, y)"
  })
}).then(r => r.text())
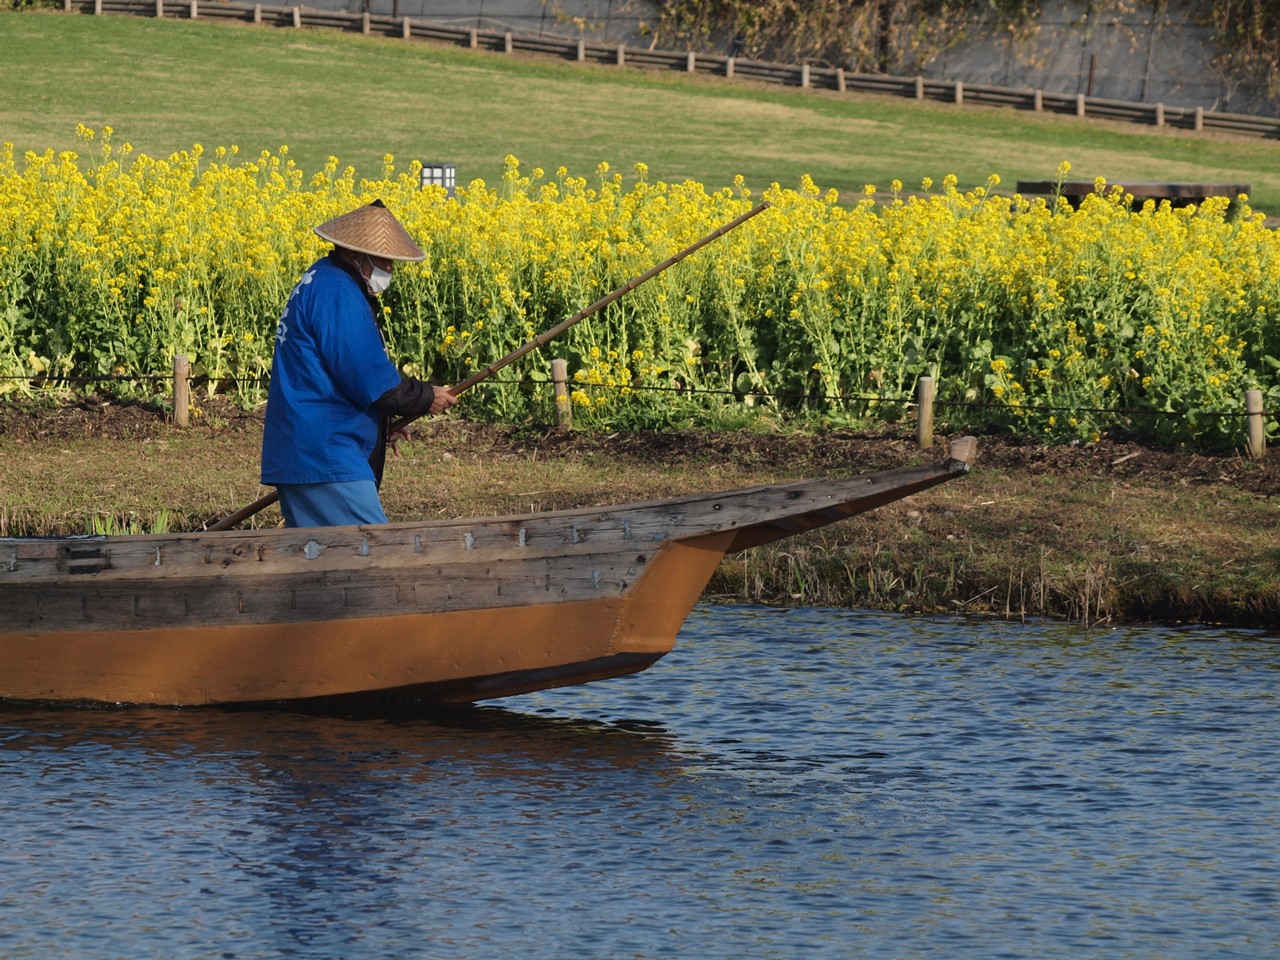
top-left (0, 438), bottom-right (975, 707)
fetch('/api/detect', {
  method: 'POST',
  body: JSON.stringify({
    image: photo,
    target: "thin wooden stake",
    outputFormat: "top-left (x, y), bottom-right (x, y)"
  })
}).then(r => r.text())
top-left (173, 354), bottom-right (190, 428)
top-left (552, 359), bottom-right (572, 431)
top-left (917, 375), bottom-right (935, 449)
top-left (1247, 388), bottom-right (1265, 458)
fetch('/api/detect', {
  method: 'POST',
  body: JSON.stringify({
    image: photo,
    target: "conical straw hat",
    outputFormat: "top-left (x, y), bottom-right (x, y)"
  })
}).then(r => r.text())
top-left (313, 199), bottom-right (426, 261)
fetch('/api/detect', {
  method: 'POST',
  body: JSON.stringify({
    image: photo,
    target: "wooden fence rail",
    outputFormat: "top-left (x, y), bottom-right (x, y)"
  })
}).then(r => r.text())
top-left (62, 0), bottom-right (1280, 140)
top-left (156, 358), bottom-right (1275, 457)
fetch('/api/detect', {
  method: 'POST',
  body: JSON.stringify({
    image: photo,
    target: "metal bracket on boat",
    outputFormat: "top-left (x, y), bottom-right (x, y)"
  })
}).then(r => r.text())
top-left (56, 546), bottom-right (110, 575)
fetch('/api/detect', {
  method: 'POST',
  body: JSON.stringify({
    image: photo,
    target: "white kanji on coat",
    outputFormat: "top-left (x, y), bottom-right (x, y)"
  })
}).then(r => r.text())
top-left (275, 268), bottom-right (316, 345)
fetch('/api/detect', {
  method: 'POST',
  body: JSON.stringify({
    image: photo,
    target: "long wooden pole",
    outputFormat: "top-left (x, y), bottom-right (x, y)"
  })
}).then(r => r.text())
top-left (205, 201), bottom-right (770, 531)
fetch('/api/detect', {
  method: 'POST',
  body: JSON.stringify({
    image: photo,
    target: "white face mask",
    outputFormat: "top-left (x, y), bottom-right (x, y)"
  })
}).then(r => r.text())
top-left (365, 263), bottom-right (392, 296)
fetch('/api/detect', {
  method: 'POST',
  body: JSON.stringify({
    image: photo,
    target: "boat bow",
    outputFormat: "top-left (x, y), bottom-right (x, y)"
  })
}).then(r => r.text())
top-left (0, 438), bottom-right (976, 706)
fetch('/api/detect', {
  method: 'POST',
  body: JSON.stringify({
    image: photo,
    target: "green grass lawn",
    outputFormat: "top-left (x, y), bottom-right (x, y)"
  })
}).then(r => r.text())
top-left (4, 9), bottom-right (1280, 210)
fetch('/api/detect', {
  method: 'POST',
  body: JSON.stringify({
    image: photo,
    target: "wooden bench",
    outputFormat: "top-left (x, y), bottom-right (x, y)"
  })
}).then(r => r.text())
top-left (1016, 180), bottom-right (1250, 209)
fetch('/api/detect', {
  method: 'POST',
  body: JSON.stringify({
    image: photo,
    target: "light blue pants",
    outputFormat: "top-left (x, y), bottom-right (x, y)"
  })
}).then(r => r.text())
top-left (276, 480), bottom-right (389, 528)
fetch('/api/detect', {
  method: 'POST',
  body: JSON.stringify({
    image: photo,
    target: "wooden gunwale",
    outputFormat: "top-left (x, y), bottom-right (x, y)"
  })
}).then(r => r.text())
top-left (1, 456), bottom-right (968, 585)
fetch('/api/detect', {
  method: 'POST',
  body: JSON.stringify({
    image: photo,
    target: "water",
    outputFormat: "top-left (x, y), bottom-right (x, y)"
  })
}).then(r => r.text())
top-left (1, 605), bottom-right (1277, 959)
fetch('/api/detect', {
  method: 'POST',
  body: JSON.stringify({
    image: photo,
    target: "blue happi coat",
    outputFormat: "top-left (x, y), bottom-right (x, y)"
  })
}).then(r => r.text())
top-left (261, 254), bottom-right (401, 485)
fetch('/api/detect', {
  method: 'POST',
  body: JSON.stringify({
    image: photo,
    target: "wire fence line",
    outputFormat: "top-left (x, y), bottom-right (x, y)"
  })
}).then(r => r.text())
top-left (0, 370), bottom-right (1266, 423)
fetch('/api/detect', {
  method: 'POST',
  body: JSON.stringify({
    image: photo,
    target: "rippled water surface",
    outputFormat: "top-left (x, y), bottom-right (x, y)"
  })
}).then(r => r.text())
top-left (2, 605), bottom-right (1278, 959)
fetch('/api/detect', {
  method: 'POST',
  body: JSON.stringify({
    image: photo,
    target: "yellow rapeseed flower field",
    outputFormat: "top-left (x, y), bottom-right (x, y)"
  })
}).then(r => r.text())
top-left (2, 131), bottom-right (1278, 446)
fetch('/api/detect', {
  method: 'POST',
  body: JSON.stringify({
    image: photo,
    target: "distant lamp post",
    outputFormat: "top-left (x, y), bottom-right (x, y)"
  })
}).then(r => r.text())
top-left (420, 162), bottom-right (457, 198)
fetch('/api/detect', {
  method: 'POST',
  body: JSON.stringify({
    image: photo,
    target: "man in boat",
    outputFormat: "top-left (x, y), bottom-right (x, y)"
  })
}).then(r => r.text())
top-left (261, 200), bottom-right (458, 527)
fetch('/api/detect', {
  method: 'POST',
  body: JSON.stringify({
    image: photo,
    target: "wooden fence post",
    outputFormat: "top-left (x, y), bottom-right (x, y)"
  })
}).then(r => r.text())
top-left (552, 359), bottom-right (572, 431)
top-left (800, 63), bottom-right (810, 89)
top-left (1076, 93), bottom-right (1086, 117)
top-left (725, 56), bottom-right (735, 78)
top-left (291, 5), bottom-right (300, 27)
top-left (1033, 89), bottom-right (1043, 111)
top-left (1154, 102), bottom-right (1165, 127)
top-left (914, 75), bottom-right (924, 100)
top-left (173, 354), bottom-right (190, 428)
top-left (503, 32), bottom-right (513, 53)
top-left (1194, 106), bottom-right (1204, 131)
top-left (616, 44), bottom-right (625, 66)
top-left (1247, 388), bottom-right (1265, 458)
top-left (954, 80), bottom-right (963, 104)
top-left (917, 375), bottom-right (935, 449)
top-left (835, 67), bottom-right (845, 92)
top-left (687, 51), bottom-right (696, 73)
top-left (401, 17), bottom-right (410, 38)
top-left (576, 38), bottom-right (585, 62)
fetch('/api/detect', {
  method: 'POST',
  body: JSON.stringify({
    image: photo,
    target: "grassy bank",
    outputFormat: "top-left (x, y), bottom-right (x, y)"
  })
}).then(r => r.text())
top-left (3, 11), bottom-right (1280, 209)
top-left (3, 400), bottom-right (1279, 628)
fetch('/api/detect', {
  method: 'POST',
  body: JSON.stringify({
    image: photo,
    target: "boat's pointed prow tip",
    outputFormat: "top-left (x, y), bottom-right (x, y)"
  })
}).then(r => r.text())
top-left (947, 436), bottom-right (978, 467)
